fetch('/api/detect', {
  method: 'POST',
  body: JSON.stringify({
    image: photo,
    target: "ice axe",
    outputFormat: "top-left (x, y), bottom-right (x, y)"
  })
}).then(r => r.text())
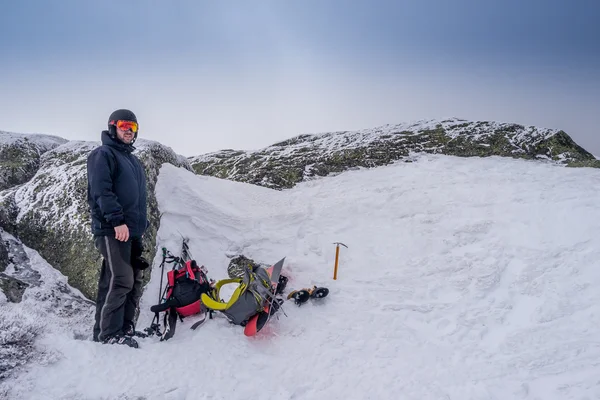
top-left (332, 242), bottom-right (348, 280)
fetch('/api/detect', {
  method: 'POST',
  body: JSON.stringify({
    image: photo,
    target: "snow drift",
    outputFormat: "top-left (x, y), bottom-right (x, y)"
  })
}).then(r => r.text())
top-left (2, 154), bottom-right (600, 400)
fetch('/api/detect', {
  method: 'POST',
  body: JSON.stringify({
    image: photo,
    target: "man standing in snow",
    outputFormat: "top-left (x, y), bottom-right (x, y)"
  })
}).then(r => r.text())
top-left (86, 109), bottom-right (150, 348)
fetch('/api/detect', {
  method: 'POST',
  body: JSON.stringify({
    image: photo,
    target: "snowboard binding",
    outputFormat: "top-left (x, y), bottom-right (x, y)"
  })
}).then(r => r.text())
top-left (310, 286), bottom-right (329, 299)
top-left (287, 286), bottom-right (329, 305)
top-left (276, 275), bottom-right (288, 295)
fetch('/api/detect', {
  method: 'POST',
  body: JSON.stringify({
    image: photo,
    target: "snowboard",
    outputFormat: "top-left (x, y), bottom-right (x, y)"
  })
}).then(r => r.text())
top-left (244, 257), bottom-right (285, 336)
top-left (243, 258), bottom-right (330, 336)
top-left (243, 284), bottom-right (330, 336)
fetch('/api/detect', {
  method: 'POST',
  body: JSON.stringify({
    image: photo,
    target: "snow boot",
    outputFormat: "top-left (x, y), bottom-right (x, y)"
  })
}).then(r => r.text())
top-left (124, 324), bottom-right (148, 338)
top-left (102, 334), bottom-right (139, 348)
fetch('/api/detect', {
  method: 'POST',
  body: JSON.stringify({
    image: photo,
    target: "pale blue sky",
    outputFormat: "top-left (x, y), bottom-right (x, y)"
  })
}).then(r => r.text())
top-left (1, 0), bottom-right (599, 156)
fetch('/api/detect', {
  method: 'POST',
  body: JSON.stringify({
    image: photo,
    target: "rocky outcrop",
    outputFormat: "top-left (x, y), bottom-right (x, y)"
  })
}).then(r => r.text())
top-left (189, 118), bottom-right (597, 189)
top-left (0, 230), bottom-right (28, 304)
top-left (0, 231), bottom-right (8, 270)
top-left (0, 131), bottom-right (67, 191)
top-left (0, 138), bottom-right (192, 300)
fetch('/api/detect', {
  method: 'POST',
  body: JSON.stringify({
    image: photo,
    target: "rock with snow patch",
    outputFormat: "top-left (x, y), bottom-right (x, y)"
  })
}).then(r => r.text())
top-left (0, 231), bottom-right (8, 271)
top-left (189, 118), bottom-right (597, 189)
top-left (0, 131), bottom-right (68, 191)
top-left (0, 230), bottom-right (29, 304)
top-left (226, 254), bottom-right (270, 278)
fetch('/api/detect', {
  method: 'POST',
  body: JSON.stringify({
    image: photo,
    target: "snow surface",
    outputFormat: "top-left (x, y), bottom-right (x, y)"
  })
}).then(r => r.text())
top-left (3, 154), bottom-right (600, 399)
top-left (0, 229), bottom-right (94, 392)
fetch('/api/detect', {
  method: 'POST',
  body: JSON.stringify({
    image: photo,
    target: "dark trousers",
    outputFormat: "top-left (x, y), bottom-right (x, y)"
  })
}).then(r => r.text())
top-left (93, 235), bottom-right (144, 342)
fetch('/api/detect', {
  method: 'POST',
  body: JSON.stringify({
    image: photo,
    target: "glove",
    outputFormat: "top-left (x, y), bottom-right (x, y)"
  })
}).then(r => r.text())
top-left (131, 237), bottom-right (150, 270)
top-left (131, 236), bottom-right (144, 257)
top-left (132, 255), bottom-right (150, 270)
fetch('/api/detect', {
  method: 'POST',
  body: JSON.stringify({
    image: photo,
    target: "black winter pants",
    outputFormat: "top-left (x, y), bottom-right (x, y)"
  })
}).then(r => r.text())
top-left (92, 235), bottom-right (144, 342)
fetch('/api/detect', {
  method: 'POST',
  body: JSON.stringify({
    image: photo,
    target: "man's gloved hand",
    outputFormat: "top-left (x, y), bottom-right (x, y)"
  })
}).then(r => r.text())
top-left (131, 237), bottom-right (150, 270)
top-left (132, 255), bottom-right (150, 270)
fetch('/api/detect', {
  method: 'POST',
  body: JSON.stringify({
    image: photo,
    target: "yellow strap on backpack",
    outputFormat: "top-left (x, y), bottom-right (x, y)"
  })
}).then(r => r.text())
top-left (201, 278), bottom-right (247, 311)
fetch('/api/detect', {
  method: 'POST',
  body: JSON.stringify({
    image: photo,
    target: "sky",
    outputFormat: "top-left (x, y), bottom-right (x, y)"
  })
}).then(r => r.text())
top-left (0, 0), bottom-right (599, 157)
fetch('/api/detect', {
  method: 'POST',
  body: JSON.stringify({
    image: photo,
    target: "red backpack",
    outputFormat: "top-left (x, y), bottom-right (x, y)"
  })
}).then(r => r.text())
top-left (147, 243), bottom-right (213, 341)
top-left (164, 259), bottom-right (210, 317)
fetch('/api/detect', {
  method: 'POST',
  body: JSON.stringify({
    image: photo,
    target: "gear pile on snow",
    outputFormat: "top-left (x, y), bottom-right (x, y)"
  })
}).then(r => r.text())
top-left (202, 257), bottom-right (286, 327)
top-left (144, 240), bottom-right (329, 340)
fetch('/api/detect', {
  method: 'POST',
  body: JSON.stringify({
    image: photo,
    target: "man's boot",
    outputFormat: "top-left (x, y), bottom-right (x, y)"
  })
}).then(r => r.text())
top-left (102, 334), bottom-right (139, 348)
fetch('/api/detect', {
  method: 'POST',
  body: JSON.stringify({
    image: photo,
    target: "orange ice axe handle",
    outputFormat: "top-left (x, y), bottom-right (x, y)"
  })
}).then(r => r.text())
top-left (333, 242), bottom-right (348, 280)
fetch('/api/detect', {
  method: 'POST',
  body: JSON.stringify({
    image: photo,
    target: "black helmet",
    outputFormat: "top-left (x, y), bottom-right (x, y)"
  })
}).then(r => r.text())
top-left (107, 109), bottom-right (138, 143)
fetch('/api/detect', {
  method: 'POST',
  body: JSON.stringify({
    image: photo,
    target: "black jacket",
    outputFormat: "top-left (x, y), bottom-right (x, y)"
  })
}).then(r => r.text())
top-left (87, 131), bottom-right (148, 237)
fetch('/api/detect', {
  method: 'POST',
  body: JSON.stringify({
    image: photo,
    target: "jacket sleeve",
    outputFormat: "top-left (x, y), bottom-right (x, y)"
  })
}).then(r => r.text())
top-left (87, 149), bottom-right (125, 227)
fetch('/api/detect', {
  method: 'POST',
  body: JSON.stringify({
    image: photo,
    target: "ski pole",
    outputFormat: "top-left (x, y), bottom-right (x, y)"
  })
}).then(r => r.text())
top-left (332, 242), bottom-right (347, 280)
top-left (157, 248), bottom-right (167, 304)
top-left (146, 248), bottom-right (168, 337)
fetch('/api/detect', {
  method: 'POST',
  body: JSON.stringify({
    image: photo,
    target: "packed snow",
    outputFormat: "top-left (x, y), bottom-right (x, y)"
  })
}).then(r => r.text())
top-left (0, 229), bottom-right (94, 392)
top-left (2, 154), bottom-right (600, 400)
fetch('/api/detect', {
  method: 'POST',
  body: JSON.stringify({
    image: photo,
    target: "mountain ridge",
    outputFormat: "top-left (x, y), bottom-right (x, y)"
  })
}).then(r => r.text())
top-left (0, 117), bottom-right (597, 300)
top-left (188, 117), bottom-right (599, 190)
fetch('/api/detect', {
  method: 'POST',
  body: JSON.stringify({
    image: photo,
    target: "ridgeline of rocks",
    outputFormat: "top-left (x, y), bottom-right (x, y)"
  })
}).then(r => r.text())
top-left (1, 118), bottom-right (597, 303)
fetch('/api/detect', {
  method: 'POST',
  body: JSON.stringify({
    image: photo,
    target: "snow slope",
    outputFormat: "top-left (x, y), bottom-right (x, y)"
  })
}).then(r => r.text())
top-left (0, 229), bottom-right (95, 388)
top-left (3, 154), bottom-right (600, 400)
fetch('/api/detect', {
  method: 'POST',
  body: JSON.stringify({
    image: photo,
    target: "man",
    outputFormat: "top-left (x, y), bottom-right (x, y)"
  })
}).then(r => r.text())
top-left (87, 109), bottom-right (150, 348)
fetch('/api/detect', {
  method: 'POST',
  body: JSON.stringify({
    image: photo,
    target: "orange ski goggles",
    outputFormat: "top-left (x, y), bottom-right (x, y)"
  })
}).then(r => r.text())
top-left (110, 120), bottom-right (138, 133)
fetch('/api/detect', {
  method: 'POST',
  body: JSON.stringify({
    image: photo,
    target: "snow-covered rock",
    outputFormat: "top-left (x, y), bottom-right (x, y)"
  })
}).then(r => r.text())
top-left (0, 131), bottom-right (67, 191)
top-left (189, 118), bottom-right (598, 189)
top-left (0, 228), bottom-right (94, 384)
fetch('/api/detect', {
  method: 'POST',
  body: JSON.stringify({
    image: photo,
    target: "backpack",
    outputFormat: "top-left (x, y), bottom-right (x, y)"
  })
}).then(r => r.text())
top-left (148, 250), bottom-right (213, 341)
top-left (164, 259), bottom-right (212, 316)
top-left (201, 264), bottom-right (287, 326)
